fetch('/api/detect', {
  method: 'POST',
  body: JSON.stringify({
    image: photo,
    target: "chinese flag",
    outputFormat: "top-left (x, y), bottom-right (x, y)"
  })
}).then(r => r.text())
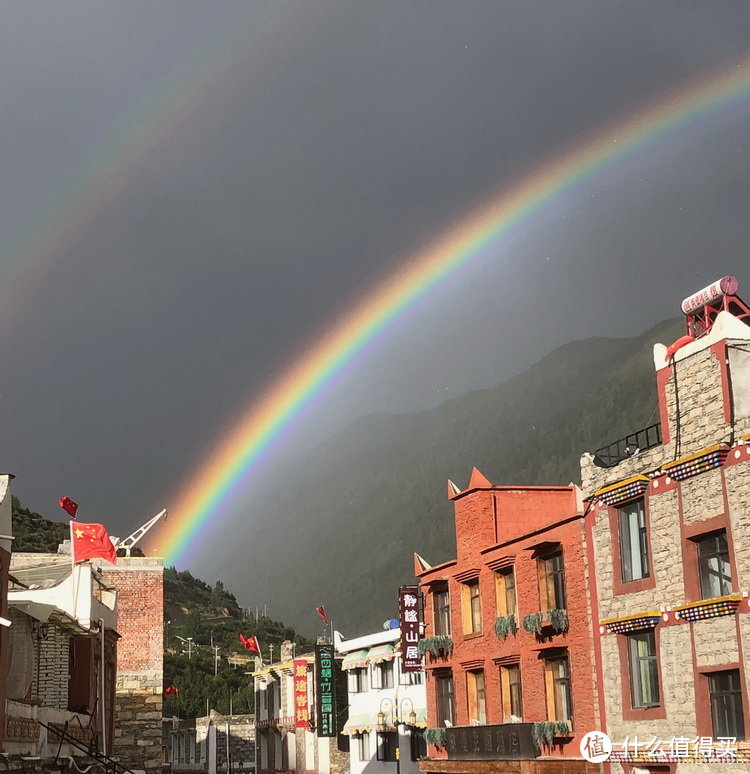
top-left (165, 686), bottom-right (178, 696)
top-left (315, 605), bottom-right (328, 624)
top-left (239, 634), bottom-right (260, 653)
top-left (71, 521), bottom-right (117, 564)
top-left (59, 496), bottom-right (79, 518)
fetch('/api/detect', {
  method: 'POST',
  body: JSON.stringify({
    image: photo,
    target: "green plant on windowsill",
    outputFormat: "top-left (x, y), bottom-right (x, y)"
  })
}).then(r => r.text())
top-left (423, 727), bottom-right (448, 748)
top-left (548, 608), bottom-right (569, 633)
top-left (494, 614), bottom-right (517, 640)
top-left (522, 612), bottom-right (542, 636)
top-left (417, 635), bottom-right (453, 658)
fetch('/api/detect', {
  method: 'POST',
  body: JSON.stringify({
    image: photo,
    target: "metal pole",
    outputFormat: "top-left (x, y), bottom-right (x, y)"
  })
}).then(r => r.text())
top-left (99, 618), bottom-right (107, 756)
top-left (225, 721), bottom-right (230, 774)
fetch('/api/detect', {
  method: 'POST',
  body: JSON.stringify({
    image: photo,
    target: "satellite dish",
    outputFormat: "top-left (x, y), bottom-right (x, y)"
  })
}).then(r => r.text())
top-left (383, 619), bottom-right (399, 630)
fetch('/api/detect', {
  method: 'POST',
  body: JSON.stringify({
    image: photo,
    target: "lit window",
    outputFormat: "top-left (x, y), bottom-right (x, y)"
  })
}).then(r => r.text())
top-left (627, 631), bottom-right (660, 709)
top-left (618, 499), bottom-right (650, 582)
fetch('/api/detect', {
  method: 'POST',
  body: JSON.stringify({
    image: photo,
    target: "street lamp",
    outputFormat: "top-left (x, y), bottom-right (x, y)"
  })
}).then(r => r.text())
top-left (377, 697), bottom-right (417, 774)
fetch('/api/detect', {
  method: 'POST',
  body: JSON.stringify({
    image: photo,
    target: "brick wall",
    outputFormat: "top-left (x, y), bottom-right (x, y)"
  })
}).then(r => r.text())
top-left (102, 558), bottom-right (164, 774)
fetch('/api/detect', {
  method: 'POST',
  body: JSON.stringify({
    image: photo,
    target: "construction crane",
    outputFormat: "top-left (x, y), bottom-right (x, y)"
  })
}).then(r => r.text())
top-left (115, 508), bottom-right (167, 556)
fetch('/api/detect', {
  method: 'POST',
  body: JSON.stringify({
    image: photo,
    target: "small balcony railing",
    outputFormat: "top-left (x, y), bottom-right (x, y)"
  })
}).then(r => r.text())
top-left (592, 422), bottom-right (662, 468)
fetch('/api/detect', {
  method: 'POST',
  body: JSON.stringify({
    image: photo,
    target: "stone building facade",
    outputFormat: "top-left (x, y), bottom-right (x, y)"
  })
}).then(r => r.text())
top-left (581, 302), bottom-right (750, 772)
top-left (416, 471), bottom-right (599, 774)
top-left (169, 712), bottom-right (256, 774)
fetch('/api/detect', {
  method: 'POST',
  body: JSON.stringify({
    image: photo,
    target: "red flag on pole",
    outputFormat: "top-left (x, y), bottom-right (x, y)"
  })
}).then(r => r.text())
top-left (315, 605), bottom-right (328, 624)
top-left (59, 496), bottom-right (79, 518)
top-left (71, 521), bottom-right (117, 564)
top-left (239, 633), bottom-right (260, 653)
top-left (165, 686), bottom-right (178, 696)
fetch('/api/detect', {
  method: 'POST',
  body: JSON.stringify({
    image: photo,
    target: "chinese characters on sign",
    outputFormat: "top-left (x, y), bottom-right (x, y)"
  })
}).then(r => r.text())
top-left (582, 733), bottom-right (739, 763)
top-left (314, 644), bottom-right (337, 737)
top-left (399, 585), bottom-right (422, 672)
top-left (293, 659), bottom-right (309, 729)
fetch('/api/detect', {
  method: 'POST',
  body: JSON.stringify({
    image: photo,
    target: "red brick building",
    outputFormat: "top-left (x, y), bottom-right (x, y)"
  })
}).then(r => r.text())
top-left (416, 468), bottom-right (599, 774)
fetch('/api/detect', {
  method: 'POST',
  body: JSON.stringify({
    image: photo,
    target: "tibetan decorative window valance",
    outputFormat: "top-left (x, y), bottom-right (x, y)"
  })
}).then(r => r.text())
top-left (673, 594), bottom-right (742, 622)
top-left (593, 474), bottom-right (649, 507)
top-left (600, 611), bottom-right (661, 635)
top-left (661, 444), bottom-right (730, 482)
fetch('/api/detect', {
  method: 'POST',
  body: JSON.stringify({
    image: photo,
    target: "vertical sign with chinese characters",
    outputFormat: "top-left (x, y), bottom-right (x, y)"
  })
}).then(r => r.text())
top-left (399, 585), bottom-right (422, 672)
top-left (293, 659), bottom-right (309, 728)
top-left (314, 644), bottom-right (336, 737)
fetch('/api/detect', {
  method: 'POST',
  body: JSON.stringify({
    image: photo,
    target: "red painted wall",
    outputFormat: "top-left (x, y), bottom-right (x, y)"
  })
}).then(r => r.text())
top-left (419, 484), bottom-right (598, 759)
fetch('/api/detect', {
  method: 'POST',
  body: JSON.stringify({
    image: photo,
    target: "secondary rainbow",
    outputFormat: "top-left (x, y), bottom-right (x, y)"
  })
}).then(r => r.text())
top-left (158, 54), bottom-right (750, 564)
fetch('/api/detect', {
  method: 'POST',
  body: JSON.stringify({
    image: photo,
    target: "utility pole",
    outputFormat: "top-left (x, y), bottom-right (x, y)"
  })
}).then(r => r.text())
top-left (213, 645), bottom-right (220, 675)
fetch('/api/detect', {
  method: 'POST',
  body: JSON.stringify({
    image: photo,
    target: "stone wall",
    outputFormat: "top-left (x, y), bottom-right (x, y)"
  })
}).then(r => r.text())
top-left (102, 558), bottom-right (164, 774)
top-left (33, 625), bottom-right (70, 709)
top-left (211, 714), bottom-right (255, 773)
top-left (583, 329), bottom-right (750, 768)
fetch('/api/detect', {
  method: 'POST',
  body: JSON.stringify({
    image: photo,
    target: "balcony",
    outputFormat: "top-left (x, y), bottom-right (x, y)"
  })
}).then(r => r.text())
top-left (592, 422), bottom-right (662, 468)
top-left (444, 723), bottom-right (537, 760)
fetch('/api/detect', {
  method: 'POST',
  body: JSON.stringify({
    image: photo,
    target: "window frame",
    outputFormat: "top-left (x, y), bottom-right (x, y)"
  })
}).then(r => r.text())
top-left (627, 630), bottom-right (661, 709)
top-left (609, 497), bottom-right (657, 595)
top-left (355, 731), bottom-right (371, 762)
top-left (500, 663), bottom-right (523, 722)
top-left (466, 669), bottom-right (487, 725)
top-left (543, 655), bottom-right (573, 724)
top-left (372, 660), bottom-right (395, 690)
top-left (618, 498), bottom-right (650, 584)
top-left (376, 731), bottom-right (398, 762)
top-left (461, 578), bottom-right (482, 635)
top-left (495, 566), bottom-right (517, 618)
top-left (537, 550), bottom-right (566, 611)
top-left (435, 672), bottom-right (455, 727)
top-left (708, 669), bottom-right (745, 740)
top-left (696, 530), bottom-right (732, 599)
top-left (432, 584), bottom-right (451, 637)
top-left (347, 666), bottom-right (368, 694)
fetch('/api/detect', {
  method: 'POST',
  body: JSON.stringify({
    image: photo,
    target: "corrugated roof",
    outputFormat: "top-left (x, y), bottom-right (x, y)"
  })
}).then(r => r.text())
top-left (10, 563), bottom-right (71, 589)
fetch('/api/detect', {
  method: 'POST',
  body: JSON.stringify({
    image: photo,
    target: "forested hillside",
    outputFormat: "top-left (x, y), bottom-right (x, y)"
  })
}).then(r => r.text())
top-left (211, 317), bottom-right (684, 634)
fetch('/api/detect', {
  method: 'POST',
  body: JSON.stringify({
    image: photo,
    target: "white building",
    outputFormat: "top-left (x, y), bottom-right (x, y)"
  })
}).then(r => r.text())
top-left (338, 627), bottom-right (427, 774)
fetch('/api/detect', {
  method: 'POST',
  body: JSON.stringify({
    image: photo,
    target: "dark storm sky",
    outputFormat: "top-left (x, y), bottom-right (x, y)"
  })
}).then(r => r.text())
top-left (2, 1), bottom-right (750, 541)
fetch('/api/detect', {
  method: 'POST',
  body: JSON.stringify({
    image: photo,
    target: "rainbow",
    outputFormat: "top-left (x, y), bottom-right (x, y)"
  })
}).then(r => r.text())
top-left (0, 1), bottom-right (322, 330)
top-left (152, 54), bottom-right (750, 564)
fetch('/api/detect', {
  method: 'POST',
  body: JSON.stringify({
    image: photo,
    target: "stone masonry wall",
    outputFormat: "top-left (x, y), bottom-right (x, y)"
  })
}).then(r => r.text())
top-left (102, 558), bottom-right (164, 774)
top-left (583, 332), bottom-right (750, 771)
top-left (212, 714), bottom-right (255, 773)
top-left (33, 626), bottom-right (70, 709)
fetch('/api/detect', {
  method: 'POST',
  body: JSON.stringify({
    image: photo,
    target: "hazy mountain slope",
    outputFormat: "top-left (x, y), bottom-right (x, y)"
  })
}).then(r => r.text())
top-left (221, 318), bottom-right (683, 635)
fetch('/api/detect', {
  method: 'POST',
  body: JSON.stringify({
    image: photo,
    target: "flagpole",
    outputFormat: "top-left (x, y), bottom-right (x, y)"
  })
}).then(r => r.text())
top-left (69, 519), bottom-right (78, 620)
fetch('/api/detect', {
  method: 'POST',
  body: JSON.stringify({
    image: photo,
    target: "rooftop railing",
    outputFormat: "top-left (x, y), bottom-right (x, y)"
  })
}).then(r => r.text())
top-left (592, 422), bottom-right (662, 468)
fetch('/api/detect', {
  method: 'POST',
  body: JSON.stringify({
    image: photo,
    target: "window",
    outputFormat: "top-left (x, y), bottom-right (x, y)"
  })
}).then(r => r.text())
top-left (697, 531), bottom-right (732, 598)
top-left (539, 551), bottom-right (566, 610)
top-left (376, 732), bottom-right (398, 761)
top-left (618, 499), bottom-right (650, 582)
top-left (410, 729), bottom-right (427, 761)
top-left (436, 673), bottom-right (455, 727)
top-left (500, 664), bottom-right (523, 721)
top-left (709, 670), bottom-right (745, 739)
top-left (433, 585), bottom-right (451, 636)
top-left (355, 732), bottom-right (370, 761)
top-left (627, 631), bottom-right (660, 709)
top-left (467, 669), bottom-right (487, 725)
top-left (372, 661), bottom-right (394, 689)
top-left (495, 567), bottom-right (517, 617)
top-left (461, 579), bottom-right (482, 634)
top-left (544, 656), bottom-right (572, 722)
top-left (347, 667), bottom-right (368, 694)
top-left (399, 669), bottom-right (424, 686)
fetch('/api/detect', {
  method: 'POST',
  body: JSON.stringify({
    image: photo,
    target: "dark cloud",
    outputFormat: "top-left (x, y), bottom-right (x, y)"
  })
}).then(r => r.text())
top-left (1, 1), bottom-right (750, 544)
